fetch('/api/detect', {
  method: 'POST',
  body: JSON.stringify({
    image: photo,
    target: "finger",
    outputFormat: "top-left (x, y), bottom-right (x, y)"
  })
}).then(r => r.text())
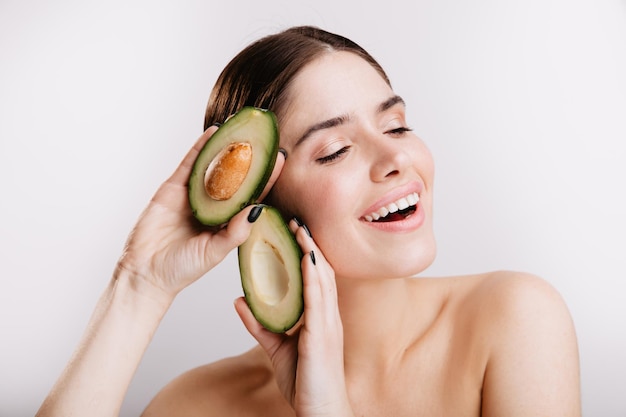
top-left (289, 220), bottom-right (340, 327)
top-left (300, 250), bottom-right (324, 324)
top-left (201, 205), bottom-right (259, 266)
top-left (234, 297), bottom-right (284, 354)
top-left (167, 125), bottom-right (220, 186)
top-left (289, 219), bottom-right (315, 251)
top-left (289, 219), bottom-right (329, 277)
top-left (257, 150), bottom-right (285, 202)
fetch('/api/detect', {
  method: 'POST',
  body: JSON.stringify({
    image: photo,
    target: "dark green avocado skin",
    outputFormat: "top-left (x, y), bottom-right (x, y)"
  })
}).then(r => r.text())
top-left (188, 107), bottom-right (279, 226)
top-left (238, 205), bottom-right (303, 333)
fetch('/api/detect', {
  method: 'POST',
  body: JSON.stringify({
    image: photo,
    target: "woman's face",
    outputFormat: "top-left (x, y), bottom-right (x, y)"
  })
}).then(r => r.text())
top-left (271, 51), bottom-right (436, 280)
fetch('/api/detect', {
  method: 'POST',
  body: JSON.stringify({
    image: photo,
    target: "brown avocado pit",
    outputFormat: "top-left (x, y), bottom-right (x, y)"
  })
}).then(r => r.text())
top-left (204, 142), bottom-right (253, 201)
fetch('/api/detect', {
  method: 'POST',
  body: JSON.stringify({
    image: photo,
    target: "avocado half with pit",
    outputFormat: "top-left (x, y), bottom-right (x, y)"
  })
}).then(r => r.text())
top-left (188, 107), bottom-right (279, 226)
top-left (238, 205), bottom-right (304, 333)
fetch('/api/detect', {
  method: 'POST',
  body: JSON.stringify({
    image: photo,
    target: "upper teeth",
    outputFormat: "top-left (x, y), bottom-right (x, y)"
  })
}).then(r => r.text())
top-left (363, 192), bottom-right (419, 222)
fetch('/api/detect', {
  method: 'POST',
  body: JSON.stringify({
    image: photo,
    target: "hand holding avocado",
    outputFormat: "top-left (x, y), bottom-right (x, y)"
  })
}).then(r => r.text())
top-left (115, 121), bottom-right (285, 301)
top-left (120, 106), bottom-right (347, 414)
top-left (188, 107), bottom-right (304, 333)
top-left (188, 108), bottom-right (351, 415)
top-left (235, 218), bottom-right (353, 417)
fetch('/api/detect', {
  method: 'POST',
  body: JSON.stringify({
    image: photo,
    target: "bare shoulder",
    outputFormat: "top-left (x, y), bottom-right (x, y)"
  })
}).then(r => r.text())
top-left (141, 345), bottom-right (293, 417)
top-left (461, 270), bottom-right (568, 311)
top-left (455, 271), bottom-right (581, 416)
top-left (461, 271), bottom-right (574, 330)
top-left (453, 270), bottom-right (578, 352)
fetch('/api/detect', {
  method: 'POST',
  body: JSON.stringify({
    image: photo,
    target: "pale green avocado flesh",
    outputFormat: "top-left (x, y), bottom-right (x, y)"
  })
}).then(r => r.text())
top-left (238, 206), bottom-right (303, 333)
top-left (188, 107), bottom-right (279, 226)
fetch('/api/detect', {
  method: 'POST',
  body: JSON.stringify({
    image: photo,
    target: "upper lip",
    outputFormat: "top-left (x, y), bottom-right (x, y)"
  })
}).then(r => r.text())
top-left (360, 181), bottom-right (423, 221)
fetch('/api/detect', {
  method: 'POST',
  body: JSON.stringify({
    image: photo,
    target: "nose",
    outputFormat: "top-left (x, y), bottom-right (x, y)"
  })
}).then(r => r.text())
top-left (369, 138), bottom-right (412, 182)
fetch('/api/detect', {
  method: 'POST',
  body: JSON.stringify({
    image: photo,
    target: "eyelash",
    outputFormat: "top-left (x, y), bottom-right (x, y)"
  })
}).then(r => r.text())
top-left (315, 126), bottom-right (412, 165)
top-left (316, 146), bottom-right (350, 164)
top-left (387, 126), bottom-right (413, 136)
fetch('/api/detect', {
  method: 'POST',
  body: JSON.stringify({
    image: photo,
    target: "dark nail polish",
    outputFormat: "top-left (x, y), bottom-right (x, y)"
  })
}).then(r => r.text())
top-left (310, 250), bottom-right (316, 265)
top-left (293, 217), bottom-right (312, 238)
top-left (278, 148), bottom-right (288, 159)
top-left (247, 205), bottom-right (263, 223)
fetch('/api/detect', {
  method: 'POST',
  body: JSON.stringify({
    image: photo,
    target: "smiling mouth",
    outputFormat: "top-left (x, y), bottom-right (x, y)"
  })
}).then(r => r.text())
top-left (362, 192), bottom-right (419, 223)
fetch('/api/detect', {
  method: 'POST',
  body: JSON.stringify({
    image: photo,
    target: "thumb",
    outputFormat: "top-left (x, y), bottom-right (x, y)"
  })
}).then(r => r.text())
top-left (201, 205), bottom-right (262, 267)
top-left (234, 296), bottom-right (285, 353)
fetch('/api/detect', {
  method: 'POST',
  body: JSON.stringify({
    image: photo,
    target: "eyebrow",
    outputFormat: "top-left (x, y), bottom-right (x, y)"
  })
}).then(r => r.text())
top-left (294, 95), bottom-right (406, 148)
top-left (295, 115), bottom-right (348, 147)
top-left (378, 95), bottom-right (405, 113)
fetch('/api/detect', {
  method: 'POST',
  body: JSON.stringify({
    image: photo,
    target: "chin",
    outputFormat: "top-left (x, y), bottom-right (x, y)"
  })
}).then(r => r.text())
top-left (333, 239), bottom-right (437, 280)
top-left (394, 236), bottom-right (437, 278)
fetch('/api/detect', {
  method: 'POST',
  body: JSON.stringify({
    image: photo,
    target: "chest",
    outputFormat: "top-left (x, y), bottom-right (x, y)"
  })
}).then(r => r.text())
top-left (247, 370), bottom-right (484, 417)
top-left (235, 358), bottom-right (484, 417)
top-left (347, 325), bottom-right (487, 416)
top-left (238, 309), bottom-right (488, 416)
top-left (348, 370), bottom-right (483, 417)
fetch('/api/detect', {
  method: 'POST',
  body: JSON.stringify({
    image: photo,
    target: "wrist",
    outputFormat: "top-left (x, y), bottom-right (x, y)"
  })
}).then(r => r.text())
top-left (296, 395), bottom-right (355, 417)
top-left (111, 266), bottom-right (175, 316)
top-left (298, 406), bottom-right (354, 417)
top-left (36, 268), bottom-right (175, 416)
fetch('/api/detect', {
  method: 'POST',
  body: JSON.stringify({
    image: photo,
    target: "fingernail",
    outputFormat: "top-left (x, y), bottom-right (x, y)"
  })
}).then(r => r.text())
top-left (310, 250), bottom-right (316, 265)
top-left (211, 122), bottom-right (222, 128)
top-left (278, 148), bottom-right (288, 160)
top-left (247, 205), bottom-right (263, 223)
top-left (293, 217), bottom-right (312, 238)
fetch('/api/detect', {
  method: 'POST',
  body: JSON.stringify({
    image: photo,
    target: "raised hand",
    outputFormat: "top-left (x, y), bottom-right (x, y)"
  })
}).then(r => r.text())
top-left (235, 219), bottom-right (354, 417)
top-left (115, 125), bottom-right (285, 300)
top-left (36, 125), bottom-right (284, 417)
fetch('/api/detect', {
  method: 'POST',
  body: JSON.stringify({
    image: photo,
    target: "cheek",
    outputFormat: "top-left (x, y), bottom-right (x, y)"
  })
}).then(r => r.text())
top-left (294, 175), bottom-right (346, 224)
top-left (295, 175), bottom-right (361, 268)
top-left (266, 164), bottom-right (342, 222)
top-left (270, 166), bottom-right (352, 244)
top-left (264, 179), bottom-right (297, 220)
top-left (417, 141), bottom-right (436, 185)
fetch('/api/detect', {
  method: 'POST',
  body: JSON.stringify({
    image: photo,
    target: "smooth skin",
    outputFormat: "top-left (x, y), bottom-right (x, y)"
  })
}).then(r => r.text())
top-left (37, 52), bottom-right (581, 417)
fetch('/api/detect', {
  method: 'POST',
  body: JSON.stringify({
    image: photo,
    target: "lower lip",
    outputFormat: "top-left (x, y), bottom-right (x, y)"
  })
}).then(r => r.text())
top-left (361, 202), bottom-right (426, 233)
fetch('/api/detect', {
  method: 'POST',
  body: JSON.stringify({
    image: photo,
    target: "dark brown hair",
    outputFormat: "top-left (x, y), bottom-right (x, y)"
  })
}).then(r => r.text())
top-left (203, 26), bottom-right (390, 129)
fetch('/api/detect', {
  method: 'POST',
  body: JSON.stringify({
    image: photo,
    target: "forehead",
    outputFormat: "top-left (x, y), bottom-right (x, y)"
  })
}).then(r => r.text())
top-left (278, 51), bottom-right (394, 146)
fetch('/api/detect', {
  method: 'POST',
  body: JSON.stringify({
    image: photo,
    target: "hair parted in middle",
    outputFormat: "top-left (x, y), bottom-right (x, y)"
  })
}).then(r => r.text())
top-left (204, 25), bottom-right (390, 130)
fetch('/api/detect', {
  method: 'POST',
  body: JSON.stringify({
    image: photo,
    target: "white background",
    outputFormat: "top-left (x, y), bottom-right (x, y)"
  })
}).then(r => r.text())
top-left (1, 0), bottom-right (625, 416)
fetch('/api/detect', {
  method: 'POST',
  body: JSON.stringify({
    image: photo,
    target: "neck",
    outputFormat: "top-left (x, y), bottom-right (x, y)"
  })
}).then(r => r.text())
top-left (336, 277), bottom-right (440, 374)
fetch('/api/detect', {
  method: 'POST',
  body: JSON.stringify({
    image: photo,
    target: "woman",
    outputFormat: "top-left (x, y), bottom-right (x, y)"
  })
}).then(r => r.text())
top-left (36, 26), bottom-right (581, 417)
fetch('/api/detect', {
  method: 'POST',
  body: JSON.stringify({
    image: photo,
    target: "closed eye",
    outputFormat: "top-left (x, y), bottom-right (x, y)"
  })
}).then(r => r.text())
top-left (316, 146), bottom-right (350, 164)
top-left (386, 126), bottom-right (413, 137)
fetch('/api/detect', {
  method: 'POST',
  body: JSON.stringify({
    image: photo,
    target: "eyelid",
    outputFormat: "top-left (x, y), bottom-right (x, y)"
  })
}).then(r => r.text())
top-left (316, 145), bottom-right (350, 164)
top-left (382, 112), bottom-right (410, 132)
top-left (386, 126), bottom-right (413, 135)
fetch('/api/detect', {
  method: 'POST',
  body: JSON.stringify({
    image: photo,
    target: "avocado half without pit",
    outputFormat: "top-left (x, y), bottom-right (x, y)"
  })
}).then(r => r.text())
top-left (188, 107), bottom-right (279, 226)
top-left (239, 205), bottom-right (303, 333)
